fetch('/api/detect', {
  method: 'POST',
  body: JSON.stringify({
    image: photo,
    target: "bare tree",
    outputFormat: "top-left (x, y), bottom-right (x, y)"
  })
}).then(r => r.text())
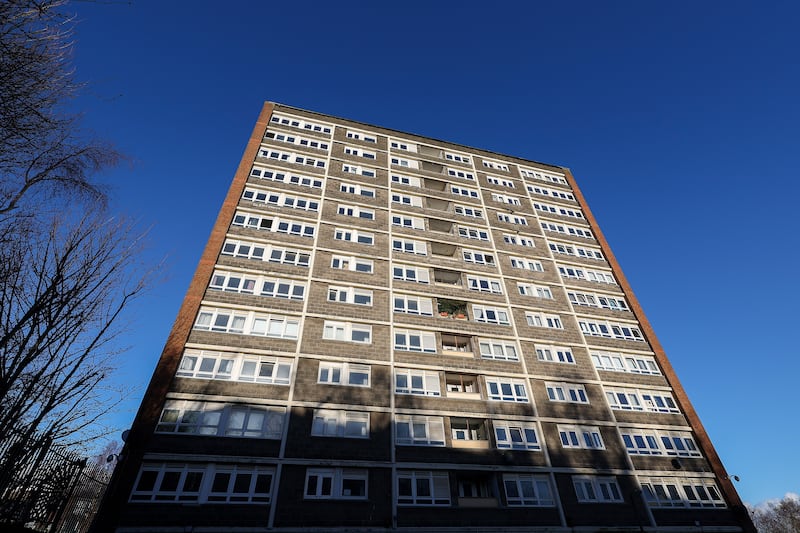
top-left (749, 495), bottom-right (800, 533)
top-left (0, 0), bottom-right (149, 490)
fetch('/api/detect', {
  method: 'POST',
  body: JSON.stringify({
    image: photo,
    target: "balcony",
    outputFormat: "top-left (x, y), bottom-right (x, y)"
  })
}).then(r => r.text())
top-left (437, 298), bottom-right (468, 319)
top-left (441, 334), bottom-right (473, 357)
top-left (446, 374), bottom-right (481, 400)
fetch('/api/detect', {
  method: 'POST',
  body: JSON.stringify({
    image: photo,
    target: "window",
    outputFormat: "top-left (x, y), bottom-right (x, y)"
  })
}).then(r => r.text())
top-left (391, 173), bottom-right (421, 187)
top-left (194, 308), bottom-right (299, 339)
top-left (447, 168), bottom-right (475, 180)
top-left (157, 400), bottom-right (284, 439)
top-left (393, 294), bottom-right (434, 316)
top-left (540, 221), bottom-right (592, 238)
top-left (454, 204), bottom-right (483, 218)
top-left (487, 176), bottom-right (515, 188)
top-left (345, 130), bottom-right (376, 143)
top-left (466, 275), bottom-right (502, 294)
top-left (318, 362), bottom-right (370, 387)
top-left (232, 212), bottom-right (316, 238)
top-left (390, 140), bottom-right (417, 152)
top-left (510, 257), bottom-right (544, 272)
top-left (131, 463), bottom-right (274, 504)
top-left (457, 226), bottom-right (489, 240)
top-left (478, 339), bottom-right (519, 361)
top-left (482, 160), bottom-right (509, 171)
top-left (491, 193), bottom-right (521, 205)
top-left (639, 477), bottom-right (725, 508)
top-left (331, 255), bottom-right (373, 273)
top-left (549, 242), bottom-right (603, 260)
top-left (391, 156), bottom-right (419, 169)
top-left (334, 228), bottom-right (374, 245)
top-left (395, 368), bottom-right (440, 396)
top-left (339, 182), bottom-right (375, 198)
top-left (209, 270), bottom-right (257, 295)
top-left (591, 351), bottom-right (660, 375)
top-left (322, 321), bottom-right (372, 343)
top-left (533, 202), bottom-right (584, 219)
top-left (177, 350), bottom-right (292, 385)
top-left (342, 163), bottom-right (376, 178)
top-left (393, 237), bottom-right (427, 255)
top-left (305, 468), bottom-right (367, 500)
top-left (558, 264), bottom-right (616, 284)
top-left (558, 425), bottom-right (604, 449)
top-left (337, 204), bottom-right (375, 220)
top-left (519, 168), bottom-right (568, 185)
top-left (391, 192), bottom-right (423, 207)
top-left (221, 240), bottom-right (311, 267)
top-left (397, 471), bottom-right (450, 506)
top-left (605, 387), bottom-right (680, 414)
top-left (462, 249), bottom-right (495, 265)
top-left (264, 131), bottom-right (329, 150)
top-left (573, 476), bottom-right (623, 503)
top-left (503, 474), bottom-right (554, 506)
top-left (503, 234), bottom-right (535, 247)
top-left (473, 305), bottom-right (510, 325)
top-left (392, 214), bottom-right (425, 230)
top-left (344, 146), bottom-right (376, 159)
top-left (535, 345), bottom-right (575, 364)
top-left (546, 382), bottom-right (589, 403)
top-left (249, 166), bottom-right (323, 188)
top-left (450, 418), bottom-right (488, 442)
top-left (517, 283), bottom-right (553, 299)
top-left (568, 290), bottom-right (628, 311)
top-left (393, 264), bottom-right (430, 283)
top-left (257, 276), bottom-right (306, 300)
top-left (395, 416), bottom-right (445, 446)
top-left (486, 378), bottom-right (528, 402)
top-left (394, 329), bottom-right (437, 352)
top-left (444, 152), bottom-right (470, 163)
top-left (494, 423), bottom-right (541, 450)
top-left (497, 213), bottom-right (528, 225)
top-left (312, 410), bottom-right (369, 439)
top-left (620, 428), bottom-right (700, 457)
top-left (328, 286), bottom-right (373, 306)
top-left (578, 319), bottom-right (643, 341)
top-left (450, 185), bottom-right (478, 198)
top-left (527, 184), bottom-right (575, 201)
top-left (270, 113), bottom-right (332, 135)
top-left (525, 312), bottom-right (563, 329)
top-left (257, 147), bottom-right (326, 168)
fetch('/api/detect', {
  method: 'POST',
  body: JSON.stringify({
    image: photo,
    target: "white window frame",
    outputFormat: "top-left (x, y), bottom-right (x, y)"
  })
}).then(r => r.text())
top-left (156, 400), bottom-right (285, 439)
top-left (249, 166), bottom-right (323, 188)
top-left (558, 424), bottom-right (604, 449)
top-left (494, 422), bottom-right (541, 450)
top-left (393, 294), bottom-right (434, 316)
top-left (391, 174), bottom-right (421, 187)
top-left (486, 176), bottom-right (516, 188)
top-left (639, 476), bottom-right (725, 508)
top-left (258, 148), bottom-right (326, 169)
top-left (573, 476), bottom-right (623, 503)
top-left (620, 428), bottom-right (701, 457)
top-left (503, 234), bottom-right (535, 247)
top-left (510, 257), bottom-right (544, 271)
top-left (194, 308), bottom-right (299, 339)
top-left (447, 168), bottom-right (475, 180)
top-left (478, 339), bottom-right (519, 361)
top-left (322, 321), bottom-right (372, 344)
top-left (334, 228), bottom-right (374, 245)
top-left (395, 368), bottom-right (441, 396)
top-left (558, 264), bottom-right (616, 284)
top-left (304, 468), bottom-right (368, 500)
top-left (482, 160), bottom-right (510, 171)
top-left (270, 113), bottom-right (332, 135)
top-left (318, 362), bottom-right (371, 387)
top-left (525, 312), bottom-right (563, 329)
top-left (394, 329), bottom-right (437, 353)
top-left (528, 184), bottom-right (575, 201)
top-left (393, 264), bottom-right (430, 283)
top-left (395, 415), bottom-right (446, 446)
top-left (451, 185), bottom-right (479, 198)
top-left (491, 193), bottom-right (522, 205)
top-left (454, 204), bottom-right (483, 218)
top-left (535, 345), bottom-right (575, 364)
top-left (345, 130), bottom-right (377, 143)
top-left (568, 290), bottom-right (628, 311)
top-left (579, 319), bottom-right (644, 341)
top-left (591, 351), bottom-right (660, 375)
top-left (391, 156), bottom-right (419, 169)
top-left (264, 131), bottom-right (329, 150)
top-left (546, 382), bottom-right (589, 404)
top-left (473, 305), bottom-right (510, 325)
top-left (177, 350), bottom-right (293, 385)
top-left (444, 152), bottom-right (471, 164)
top-left (540, 220), bottom-right (592, 238)
top-left (393, 237), bottom-right (428, 255)
top-left (327, 285), bottom-right (373, 306)
top-left (337, 204), bottom-right (375, 220)
top-left (519, 168), bottom-right (568, 185)
top-left (391, 192), bottom-right (424, 207)
top-left (339, 182), bottom-right (376, 198)
top-left (502, 474), bottom-right (554, 506)
top-left (221, 240), bottom-right (311, 267)
top-left (342, 163), bottom-right (376, 178)
top-left (486, 378), bottom-right (529, 402)
top-left (232, 211), bottom-right (316, 238)
top-left (392, 214), bottom-right (426, 230)
top-left (605, 387), bottom-right (680, 414)
top-left (457, 226), bottom-right (490, 241)
top-left (517, 283), bottom-right (553, 299)
top-left (462, 249), bottom-right (495, 265)
top-left (466, 275), bottom-right (503, 294)
top-left (397, 471), bottom-right (450, 506)
top-left (497, 213), bottom-right (528, 225)
top-left (311, 409), bottom-right (370, 439)
top-left (331, 255), bottom-right (374, 273)
top-left (533, 201), bottom-right (584, 219)
top-left (344, 145), bottom-right (376, 160)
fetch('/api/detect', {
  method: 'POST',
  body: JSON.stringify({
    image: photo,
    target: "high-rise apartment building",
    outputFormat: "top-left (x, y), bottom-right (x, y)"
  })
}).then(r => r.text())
top-left (97, 103), bottom-right (753, 532)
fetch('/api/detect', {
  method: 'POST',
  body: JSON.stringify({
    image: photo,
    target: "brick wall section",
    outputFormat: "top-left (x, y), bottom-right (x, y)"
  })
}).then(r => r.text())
top-left (92, 102), bottom-right (276, 532)
top-left (561, 168), bottom-right (754, 532)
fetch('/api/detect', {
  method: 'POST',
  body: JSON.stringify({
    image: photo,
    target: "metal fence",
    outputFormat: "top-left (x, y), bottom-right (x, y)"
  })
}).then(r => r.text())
top-left (0, 429), bottom-right (111, 533)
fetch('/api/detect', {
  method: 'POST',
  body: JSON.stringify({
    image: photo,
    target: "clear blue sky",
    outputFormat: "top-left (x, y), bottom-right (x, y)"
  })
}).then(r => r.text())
top-left (70, 0), bottom-right (799, 506)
